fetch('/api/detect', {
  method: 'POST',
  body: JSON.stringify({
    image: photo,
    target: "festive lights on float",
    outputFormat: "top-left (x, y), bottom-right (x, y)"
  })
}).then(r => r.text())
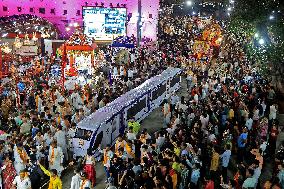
top-left (41, 31), bottom-right (50, 38)
top-left (23, 34), bottom-right (31, 45)
top-left (0, 43), bottom-right (12, 54)
top-left (14, 35), bottom-right (23, 49)
top-left (32, 32), bottom-right (38, 41)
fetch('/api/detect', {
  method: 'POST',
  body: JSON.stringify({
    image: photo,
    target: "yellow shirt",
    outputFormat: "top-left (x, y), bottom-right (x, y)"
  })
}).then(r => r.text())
top-left (115, 140), bottom-right (125, 153)
top-left (210, 152), bottom-right (220, 171)
top-left (39, 164), bottom-right (62, 189)
top-left (228, 109), bottom-right (234, 119)
top-left (172, 162), bottom-right (182, 173)
top-left (128, 121), bottom-right (140, 134)
top-left (174, 147), bottom-right (181, 157)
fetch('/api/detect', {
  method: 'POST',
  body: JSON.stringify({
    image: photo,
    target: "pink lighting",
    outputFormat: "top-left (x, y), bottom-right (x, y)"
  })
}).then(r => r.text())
top-left (0, 0), bottom-right (159, 40)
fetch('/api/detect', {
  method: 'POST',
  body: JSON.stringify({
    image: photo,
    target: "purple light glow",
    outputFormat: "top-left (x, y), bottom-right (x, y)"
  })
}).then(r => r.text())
top-left (0, 0), bottom-right (159, 40)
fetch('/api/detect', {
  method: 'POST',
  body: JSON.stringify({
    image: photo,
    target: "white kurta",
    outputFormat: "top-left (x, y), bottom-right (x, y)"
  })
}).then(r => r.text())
top-left (13, 176), bottom-right (31, 189)
top-left (163, 103), bottom-right (171, 124)
top-left (269, 105), bottom-right (277, 120)
top-left (71, 92), bottom-right (82, 110)
top-left (48, 146), bottom-right (64, 176)
top-left (54, 130), bottom-right (68, 161)
top-left (70, 174), bottom-right (81, 189)
top-left (13, 146), bottom-right (28, 174)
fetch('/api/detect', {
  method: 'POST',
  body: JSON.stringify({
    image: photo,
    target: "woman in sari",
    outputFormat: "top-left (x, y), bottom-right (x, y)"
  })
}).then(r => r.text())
top-left (2, 155), bottom-right (17, 189)
top-left (83, 149), bottom-right (96, 187)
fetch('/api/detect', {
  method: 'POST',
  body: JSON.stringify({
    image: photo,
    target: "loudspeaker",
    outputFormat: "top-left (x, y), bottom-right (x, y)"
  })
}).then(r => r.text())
top-left (3, 6), bottom-right (7, 11)
top-left (76, 10), bottom-right (80, 16)
top-left (30, 7), bottom-right (34, 13)
top-left (63, 10), bottom-right (67, 15)
top-left (39, 8), bottom-right (45, 14)
top-left (50, 9), bottom-right (55, 14)
top-left (17, 7), bottom-right (22, 12)
top-left (149, 14), bottom-right (152, 18)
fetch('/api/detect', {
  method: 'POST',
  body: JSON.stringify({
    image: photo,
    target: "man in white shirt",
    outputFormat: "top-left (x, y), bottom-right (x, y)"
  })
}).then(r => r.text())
top-left (269, 104), bottom-right (277, 120)
top-left (54, 126), bottom-right (68, 161)
top-left (71, 90), bottom-right (82, 110)
top-left (200, 113), bottom-right (209, 130)
top-left (126, 127), bottom-right (136, 141)
top-left (194, 93), bottom-right (199, 104)
top-left (245, 117), bottom-right (253, 130)
top-left (13, 169), bottom-right (32, 189)
top-left (170, 93), bottom-right (180, 107)
top-left (70, 168), bottom-right (81, 189)
top-left (128, 68), bottom-right (133, 79)
top-left (156, 132), bottom-right (165, 150)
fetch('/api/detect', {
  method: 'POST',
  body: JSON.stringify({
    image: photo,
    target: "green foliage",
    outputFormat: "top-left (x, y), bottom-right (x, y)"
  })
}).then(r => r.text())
top-left (227, 0), bottom-right (284, 68)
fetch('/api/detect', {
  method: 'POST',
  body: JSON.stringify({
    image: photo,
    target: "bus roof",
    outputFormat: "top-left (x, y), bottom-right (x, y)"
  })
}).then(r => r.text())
top-left (76, 67), bottom-right (181, 131)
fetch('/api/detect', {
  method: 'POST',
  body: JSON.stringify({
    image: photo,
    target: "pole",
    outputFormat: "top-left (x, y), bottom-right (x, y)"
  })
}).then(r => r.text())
top-left (61, 44), bottom-right (66, 90)
top-left (137, 0), bottom-right (142, 47)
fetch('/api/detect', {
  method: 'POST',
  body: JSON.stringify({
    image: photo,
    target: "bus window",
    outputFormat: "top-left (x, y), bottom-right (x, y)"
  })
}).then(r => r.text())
top-left (92, 131), bottom-right (103, 150)
top-left (75, 128), bottom-right (93, 141)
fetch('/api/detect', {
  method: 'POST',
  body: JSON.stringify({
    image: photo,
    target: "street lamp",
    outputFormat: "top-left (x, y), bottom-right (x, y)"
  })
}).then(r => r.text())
top-left (259, 38), bottom-right (265, 45)
top-left (186, 1), bottom-right (193, 6)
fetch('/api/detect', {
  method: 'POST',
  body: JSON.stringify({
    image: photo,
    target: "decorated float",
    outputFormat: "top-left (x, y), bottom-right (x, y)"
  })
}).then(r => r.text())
top-left (203, 23), bottom-right (223, 47)
top-left (57, 30), bottom-right (98, 90)
top-left (190, 21), bottom-right (223, 66)
top-left (192, 40), bottom-right (211, 64)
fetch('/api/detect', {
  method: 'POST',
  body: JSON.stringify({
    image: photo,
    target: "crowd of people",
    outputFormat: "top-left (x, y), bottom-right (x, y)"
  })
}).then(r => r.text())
top-left (67, 7), bottom-right (283, 189)
top-left (0, 40), bottom-right (171, 188)
top-left (0, 3), bottom-right (283, 189)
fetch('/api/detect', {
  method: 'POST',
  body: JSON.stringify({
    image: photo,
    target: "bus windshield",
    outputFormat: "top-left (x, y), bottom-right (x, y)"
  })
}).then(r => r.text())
top-left (75, 128), bottom-right (93, 141)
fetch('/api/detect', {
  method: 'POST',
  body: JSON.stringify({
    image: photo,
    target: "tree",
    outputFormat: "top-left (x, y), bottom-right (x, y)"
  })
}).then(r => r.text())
top-left (226, 0), bottom-right (284, 88)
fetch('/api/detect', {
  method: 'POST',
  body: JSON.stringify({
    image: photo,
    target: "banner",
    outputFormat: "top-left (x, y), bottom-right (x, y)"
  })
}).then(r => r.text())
top-left (15, 45), bottom-right (38, 56)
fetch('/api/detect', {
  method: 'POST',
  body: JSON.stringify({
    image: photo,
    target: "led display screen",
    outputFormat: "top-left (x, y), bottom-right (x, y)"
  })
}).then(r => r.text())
top-left (83, 7), bottom-right (127, 40)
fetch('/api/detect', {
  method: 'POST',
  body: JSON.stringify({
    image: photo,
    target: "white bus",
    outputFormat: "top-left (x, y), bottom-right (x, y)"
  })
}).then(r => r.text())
top-left (73, 67), bottom-right (181, 158)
